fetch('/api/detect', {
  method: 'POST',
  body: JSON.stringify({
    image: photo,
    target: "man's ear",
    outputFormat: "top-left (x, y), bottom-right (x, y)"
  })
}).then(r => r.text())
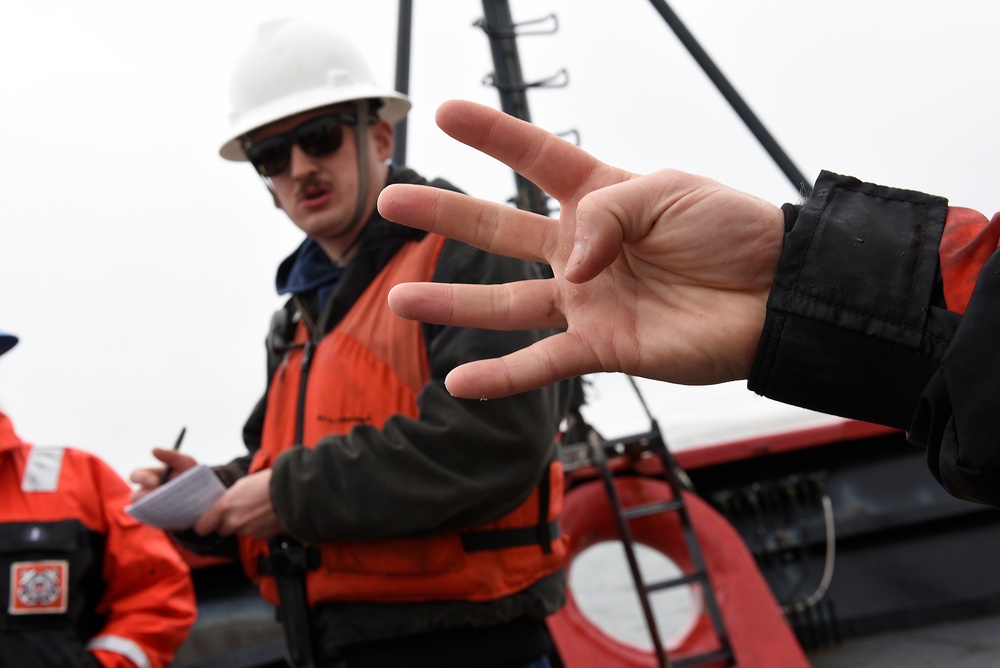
top-left (372, 120), bottom-right (394, 162)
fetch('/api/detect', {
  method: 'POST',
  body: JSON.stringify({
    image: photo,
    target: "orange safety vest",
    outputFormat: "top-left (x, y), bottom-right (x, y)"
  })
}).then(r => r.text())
top-left (240, 233), bottom-right (567, 606)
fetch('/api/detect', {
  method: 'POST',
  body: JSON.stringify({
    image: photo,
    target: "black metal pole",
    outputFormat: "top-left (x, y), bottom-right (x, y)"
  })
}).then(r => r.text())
top-left (648, 0), bottom-right (812, 195)
top-left (480, 0), bottom-right (551, 215)
top-left (393, 0), bottom-right (413, 166)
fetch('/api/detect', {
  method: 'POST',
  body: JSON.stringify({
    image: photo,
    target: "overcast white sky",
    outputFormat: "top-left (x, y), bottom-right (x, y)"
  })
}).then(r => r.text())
top-left (1, 0), bottom-right (997, 480)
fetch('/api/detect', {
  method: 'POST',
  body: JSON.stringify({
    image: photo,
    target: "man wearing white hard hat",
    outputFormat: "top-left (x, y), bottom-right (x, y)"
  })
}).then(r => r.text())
top-left (0, 332), bottom-right (197, 667)
top-left (131, 19), bottom-right (567, 668)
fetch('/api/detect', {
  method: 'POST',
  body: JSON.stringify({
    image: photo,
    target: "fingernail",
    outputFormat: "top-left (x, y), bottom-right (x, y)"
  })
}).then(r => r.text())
top-left (566, 242), bottom-right (586, 273)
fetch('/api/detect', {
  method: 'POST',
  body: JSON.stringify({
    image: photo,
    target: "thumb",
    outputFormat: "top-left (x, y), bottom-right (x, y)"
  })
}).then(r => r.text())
top-left (564, 191), bottom-right (625, 283)
top-left (566, 172), bottom-right (674, 283)
top-left (151, 448), bottom-right (198, 473)
top-left (564, 170), bottom-right (696, 283)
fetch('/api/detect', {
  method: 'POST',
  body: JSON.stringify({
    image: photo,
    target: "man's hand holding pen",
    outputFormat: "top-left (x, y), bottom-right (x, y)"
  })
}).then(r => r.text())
top-left (129, 428), bottom-right (200, 502)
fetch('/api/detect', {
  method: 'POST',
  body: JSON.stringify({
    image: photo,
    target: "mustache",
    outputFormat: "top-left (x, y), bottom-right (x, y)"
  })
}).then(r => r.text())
top-left (295, 174), bottom-right (331, 199)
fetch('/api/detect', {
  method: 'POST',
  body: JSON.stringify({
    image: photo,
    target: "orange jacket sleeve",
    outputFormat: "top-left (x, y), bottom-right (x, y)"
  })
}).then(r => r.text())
top-left (83, 454), bottom-right (197, 668)
top-left (939, 207), bottom-right (1000, 315)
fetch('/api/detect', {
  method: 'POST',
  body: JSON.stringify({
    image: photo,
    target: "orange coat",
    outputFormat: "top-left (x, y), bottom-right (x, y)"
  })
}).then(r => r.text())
top-left (240, 233), bottom-right (567, 606)
top-left (0, 412), bottom-right (196, 668)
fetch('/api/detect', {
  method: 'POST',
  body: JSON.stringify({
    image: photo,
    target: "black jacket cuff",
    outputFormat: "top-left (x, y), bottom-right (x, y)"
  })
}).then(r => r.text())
top-left (748, 170), bottom-right (951, 428)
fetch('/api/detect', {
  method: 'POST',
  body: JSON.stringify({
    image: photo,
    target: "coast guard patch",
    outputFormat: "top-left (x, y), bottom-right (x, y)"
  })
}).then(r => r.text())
top-left (9, 560), bottom-right (68, 614)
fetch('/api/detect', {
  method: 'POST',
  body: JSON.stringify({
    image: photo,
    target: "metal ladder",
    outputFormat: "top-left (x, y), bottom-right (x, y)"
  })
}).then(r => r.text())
top-left (561, 404), bottom-right (734, 667)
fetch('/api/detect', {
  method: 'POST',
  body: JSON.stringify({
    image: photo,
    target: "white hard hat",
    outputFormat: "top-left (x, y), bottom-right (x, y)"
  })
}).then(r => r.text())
top-left (219, 18), bottom-right (411, 161)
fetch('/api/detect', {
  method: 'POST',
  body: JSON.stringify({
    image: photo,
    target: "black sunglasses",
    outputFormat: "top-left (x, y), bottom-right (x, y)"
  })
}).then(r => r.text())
top-left (243, 112), bottom-right (360, 178)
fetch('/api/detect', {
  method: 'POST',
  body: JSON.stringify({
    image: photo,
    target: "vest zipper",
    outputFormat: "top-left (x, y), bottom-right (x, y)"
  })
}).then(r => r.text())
top-left (291, 295), bottom-right (322, 446)
top-left (294, 339), bottom-right (316, 446)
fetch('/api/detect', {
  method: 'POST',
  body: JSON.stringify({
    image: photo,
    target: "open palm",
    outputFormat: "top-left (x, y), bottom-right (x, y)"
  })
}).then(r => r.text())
top-left (379, 100), bottom-right (785, 399)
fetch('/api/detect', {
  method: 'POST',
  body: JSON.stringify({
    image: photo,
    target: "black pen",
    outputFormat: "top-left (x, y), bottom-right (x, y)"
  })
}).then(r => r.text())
top-left (159, 427), bottom-right (187, 486)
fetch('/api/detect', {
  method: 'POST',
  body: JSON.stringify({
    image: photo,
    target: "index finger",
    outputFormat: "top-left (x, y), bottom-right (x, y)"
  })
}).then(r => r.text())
top-left (434, 100), bottom-right (623, 202)
top-left (378, 185), bottom-right (554, 265)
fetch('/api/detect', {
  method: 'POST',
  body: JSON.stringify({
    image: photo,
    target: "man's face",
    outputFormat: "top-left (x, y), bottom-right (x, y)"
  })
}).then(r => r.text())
top-left (248, 106), bottom-right (393, 255)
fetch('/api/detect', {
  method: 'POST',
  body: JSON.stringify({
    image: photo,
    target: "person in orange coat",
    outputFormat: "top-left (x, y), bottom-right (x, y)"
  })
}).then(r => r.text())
top-left (0, 330), bottom-right (197, 667)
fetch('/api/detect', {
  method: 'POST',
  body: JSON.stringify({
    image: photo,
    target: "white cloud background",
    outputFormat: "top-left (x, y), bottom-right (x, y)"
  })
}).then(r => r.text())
top-left (1, 0), bottom-right (996, 479)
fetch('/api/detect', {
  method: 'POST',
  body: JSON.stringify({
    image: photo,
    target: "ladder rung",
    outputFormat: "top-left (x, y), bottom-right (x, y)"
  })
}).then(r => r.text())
top-left (622, 499), bottom-right (683, 519)
top-left (670, 648), bottom-right (735, 668)
top-left (646, 570), bottom-right (707, 593)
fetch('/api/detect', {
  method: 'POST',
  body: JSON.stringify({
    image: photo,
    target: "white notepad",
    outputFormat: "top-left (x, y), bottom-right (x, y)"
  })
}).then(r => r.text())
top-left (125, 464), bottom-right (225, 530)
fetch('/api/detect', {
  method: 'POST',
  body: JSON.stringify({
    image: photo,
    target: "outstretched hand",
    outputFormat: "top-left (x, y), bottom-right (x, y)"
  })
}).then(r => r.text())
top-left (378, 100), bottom-right (785, 399)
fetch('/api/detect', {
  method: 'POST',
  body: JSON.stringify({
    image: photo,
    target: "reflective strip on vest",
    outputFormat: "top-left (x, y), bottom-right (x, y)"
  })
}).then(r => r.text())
top-left (87, 634), bottom-right (152, 668)
top-left (21, 446), bottom-right (64, 492)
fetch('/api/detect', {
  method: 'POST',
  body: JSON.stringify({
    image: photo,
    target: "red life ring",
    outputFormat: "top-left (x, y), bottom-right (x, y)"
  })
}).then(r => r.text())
top-left (548, 475), bottom-right (809, 667)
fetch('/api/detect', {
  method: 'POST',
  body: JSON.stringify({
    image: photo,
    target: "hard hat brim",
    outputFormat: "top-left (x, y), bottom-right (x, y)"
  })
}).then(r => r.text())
top-left (219, 89), bottom-right (411, 162)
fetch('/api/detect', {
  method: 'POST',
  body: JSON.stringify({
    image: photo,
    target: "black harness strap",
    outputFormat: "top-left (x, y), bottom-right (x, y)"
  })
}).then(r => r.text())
top-left (259, 537), bottom-right (321, 668)
top-left (460, 520), bottom-right (561, 553)
top-left (461, 453), bottom-right (559, 554)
